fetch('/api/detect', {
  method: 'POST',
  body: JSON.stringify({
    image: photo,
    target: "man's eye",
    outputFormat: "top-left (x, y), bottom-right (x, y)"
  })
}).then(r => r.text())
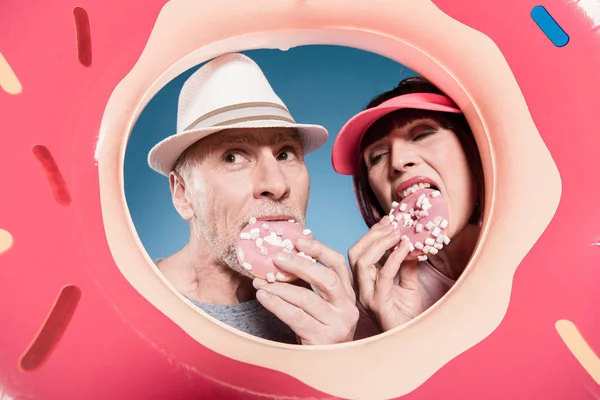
top-left (277, 148), bottom-right (297, 161)
top-left (223, 152), bottom-right (243, 163)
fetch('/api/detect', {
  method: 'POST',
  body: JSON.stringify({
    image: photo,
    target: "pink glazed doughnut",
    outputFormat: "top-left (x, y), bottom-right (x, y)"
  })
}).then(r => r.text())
top-left (387, 183), bottom-right (450, 261)
top-left (237, 218), bottom-right (315, 283)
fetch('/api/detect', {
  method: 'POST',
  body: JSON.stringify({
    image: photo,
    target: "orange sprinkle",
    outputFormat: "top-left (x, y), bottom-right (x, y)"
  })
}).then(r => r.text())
top-left (556, 320), bottom-right (600, 385)
top-left (0, 229), bottom-right (13, 254)
top-left (0, 53), bottom-right (22, 94)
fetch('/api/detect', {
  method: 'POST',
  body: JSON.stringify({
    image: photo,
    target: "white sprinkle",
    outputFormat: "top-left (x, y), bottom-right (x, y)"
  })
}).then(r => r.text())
top-left (303, 229), bottom-right (312, 235)
top-left (255, 238), bottom-right (264, 247)
top-left (440, 219), bottom-right (449, 229)
top-left (433, 216), bottom-right (443, 226)
top-left (282, 238), bottom-right (293, 249)
top-left (415, 241), bottom-right (424, 250)
top-left (276, 272), bottom-right (286, 281)
top-left (238, 247), bottom-right (244, 261)
top-left (436, 235), bottom-right (445, 244)
top-left (401, 235), bottom-right (410, 242)
top-left (260, 246), bottom-right (268, 255)
top-left (431, 190), bottom-right (441, 198)
top-left (417, 255), bottom-right (428, 261)
top-left (242, 262), bottom-right (252, 270)
top-left (409, 208), bottom-right (415, 216)
top-left (409, 243), bottom-right (415, 252)
top-left (266, 273), bottom-right (275, 282)
top-left (392, 221), bottom-right (398, 229)
top-left (249, 217), bottom-right (257, 224)
top-left (425, 238), bottom-right (435, 246)
top-left (425, 221), bottom-right (435, 230)
top-left (250, 228), bottom-right (260, 238)
top-left (429, 247), bottom-right (439, 255)
top-left (443, 235), bottom-right (451, 245)
top-left (417, 194), bottom-right (426, 207)
top-left (422, 202), bottom-right (432, 211)
top-left (434, 243), bottom-right (443, 250)
top-left (391, 201), bottom-right (399, 208)
top-left (262, 223), bottom-right (270, 230)
top-left (388, 214), bottom-right (394, 222)
top-left (240, 232), bottom-right (251, 240)
top-left (415, 224), bottom-right (423, 233)
top-left (418, 210), bottom-right (429, 217)
top-left (432, 227), bottom-right (441, 237)
top-left (263, 235), bottom-right (279, 246)
top-left (423, 245), bottom-right (431, 254)
top-left (399, 203), bottom-right (407, 211)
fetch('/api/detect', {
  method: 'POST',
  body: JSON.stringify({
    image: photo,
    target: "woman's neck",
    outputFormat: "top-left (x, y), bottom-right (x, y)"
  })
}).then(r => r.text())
top-left (428, 223), bottom-right (481, 280)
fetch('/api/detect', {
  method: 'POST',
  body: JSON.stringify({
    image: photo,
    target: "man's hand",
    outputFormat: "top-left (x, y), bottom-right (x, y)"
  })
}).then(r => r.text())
top-left (253, 236), bottom-right (359, 345)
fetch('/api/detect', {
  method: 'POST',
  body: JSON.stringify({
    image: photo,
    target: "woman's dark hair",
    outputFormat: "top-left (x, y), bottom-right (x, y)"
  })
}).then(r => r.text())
top-left (353, 76), bottom-right (484, 228)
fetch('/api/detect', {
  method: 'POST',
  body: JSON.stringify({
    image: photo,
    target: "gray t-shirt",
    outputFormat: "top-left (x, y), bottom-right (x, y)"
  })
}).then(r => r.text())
top-left (185, 296), bottom-right (298, 344)
top-left (154, 259), bottom-right (298, 344)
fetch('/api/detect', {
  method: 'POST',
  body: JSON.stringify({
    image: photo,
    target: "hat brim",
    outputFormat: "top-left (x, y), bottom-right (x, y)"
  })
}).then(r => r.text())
top-left (148, 119), bottom-right (329, 176)
top-left (331, 94), bottom-right (462, 176)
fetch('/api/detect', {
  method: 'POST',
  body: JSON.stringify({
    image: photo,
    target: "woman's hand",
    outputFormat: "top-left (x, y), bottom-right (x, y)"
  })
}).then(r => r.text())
top-left (348, 217), bottom-right (425, 332)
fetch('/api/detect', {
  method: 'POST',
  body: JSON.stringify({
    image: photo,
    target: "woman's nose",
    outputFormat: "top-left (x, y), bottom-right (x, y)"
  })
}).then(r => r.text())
top-left (390, 146), bottom-right (419, 174)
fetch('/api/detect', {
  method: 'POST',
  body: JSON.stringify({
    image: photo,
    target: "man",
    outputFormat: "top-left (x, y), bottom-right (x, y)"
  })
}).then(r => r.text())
top-left (147, 53), bottom-right (359, 345)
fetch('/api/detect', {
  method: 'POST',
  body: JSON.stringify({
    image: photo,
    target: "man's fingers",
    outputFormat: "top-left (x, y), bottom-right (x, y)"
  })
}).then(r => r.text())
top-left (294, 237), bottom-right (354, 299)
top-left (375, 239), bottom-right (411, 296)
top-left (253, 278), bottom-right (332, 324)
top-left (272, 251), bottom-right (349, 306)
top-left (255, 288), bottom-right (322, 339)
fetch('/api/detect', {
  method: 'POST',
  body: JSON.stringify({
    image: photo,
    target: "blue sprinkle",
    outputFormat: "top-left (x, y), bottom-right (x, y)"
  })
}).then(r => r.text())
top-left (531, 5), bottom-right (570, 47)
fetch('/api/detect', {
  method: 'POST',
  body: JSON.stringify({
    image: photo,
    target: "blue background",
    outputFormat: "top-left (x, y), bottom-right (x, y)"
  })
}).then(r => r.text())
top-left (124, 45), bottom-right (416, 261)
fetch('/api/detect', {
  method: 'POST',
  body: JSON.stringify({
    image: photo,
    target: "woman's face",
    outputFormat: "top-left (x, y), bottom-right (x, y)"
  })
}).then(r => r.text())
top-left (363, 117), bottom-right (478, 239)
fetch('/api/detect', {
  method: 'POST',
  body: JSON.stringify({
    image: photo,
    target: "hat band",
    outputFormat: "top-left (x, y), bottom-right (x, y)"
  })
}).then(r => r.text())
top-left (183, 102), bottom-right (294, 131)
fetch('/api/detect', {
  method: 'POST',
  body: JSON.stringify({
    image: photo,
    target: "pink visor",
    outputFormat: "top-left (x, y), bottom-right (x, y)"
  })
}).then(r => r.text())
top-left (331, 92), bottom-right (462, 175)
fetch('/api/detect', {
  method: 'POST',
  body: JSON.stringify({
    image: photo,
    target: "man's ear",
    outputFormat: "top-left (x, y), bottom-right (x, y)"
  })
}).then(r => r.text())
top-left (169, 170), bottom-right (195, 221)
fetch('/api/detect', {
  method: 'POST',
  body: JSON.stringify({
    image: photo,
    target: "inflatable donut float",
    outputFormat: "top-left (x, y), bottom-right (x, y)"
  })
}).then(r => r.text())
top-left (1, 0), bottom-right (599, 398)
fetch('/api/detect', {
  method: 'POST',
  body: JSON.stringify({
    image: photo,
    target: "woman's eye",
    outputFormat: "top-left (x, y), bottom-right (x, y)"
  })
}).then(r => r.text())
top-left (368, 152), bottom-right (387, 166)
top-left (413, 131), bottom-right (435, 141)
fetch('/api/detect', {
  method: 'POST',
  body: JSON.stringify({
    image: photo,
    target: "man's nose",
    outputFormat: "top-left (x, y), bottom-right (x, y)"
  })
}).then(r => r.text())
top-left (252, 155), bottom-right (290, 200)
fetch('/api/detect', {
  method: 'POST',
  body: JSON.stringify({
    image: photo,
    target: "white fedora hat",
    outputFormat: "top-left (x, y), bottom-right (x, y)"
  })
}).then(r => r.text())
top-left (147, 53), bottom-right (329, 176)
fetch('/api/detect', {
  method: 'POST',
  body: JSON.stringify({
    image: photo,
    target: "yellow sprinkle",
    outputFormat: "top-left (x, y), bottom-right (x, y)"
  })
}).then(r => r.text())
top-left (0, 229), bottom-right (13, 254)
top-left (555, 319), bottom-right (600, 385)
top-left (0, 53), bottom-right (22, 95)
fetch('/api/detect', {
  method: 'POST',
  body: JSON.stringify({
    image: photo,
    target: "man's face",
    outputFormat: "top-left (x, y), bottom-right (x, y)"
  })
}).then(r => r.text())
top-left (173, 127), bottom-right (310, 277)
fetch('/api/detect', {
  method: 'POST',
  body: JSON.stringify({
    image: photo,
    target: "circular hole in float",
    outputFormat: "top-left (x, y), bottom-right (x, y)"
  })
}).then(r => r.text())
top-left (98, 23), bottom-right (557, 399)
top-left (123, 45), bottom-right (486, 342)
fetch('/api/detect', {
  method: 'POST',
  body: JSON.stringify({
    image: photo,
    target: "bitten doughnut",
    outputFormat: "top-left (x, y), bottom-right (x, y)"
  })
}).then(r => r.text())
top-left (237, 217), bottom-right (315, 283)
top-left (387, 180), bottom-right (451, 261)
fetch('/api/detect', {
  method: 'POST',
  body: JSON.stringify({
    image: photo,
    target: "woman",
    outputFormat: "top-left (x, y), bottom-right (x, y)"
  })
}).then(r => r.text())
top-left (331, 76), bottom-right (484, 338)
